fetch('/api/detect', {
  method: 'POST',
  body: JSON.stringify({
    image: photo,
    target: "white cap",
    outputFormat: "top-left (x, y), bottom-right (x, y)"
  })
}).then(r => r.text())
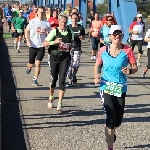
top-left (19, 10), bottom-right (24, 13)
top-left (137, 14), bottom-right (142, 17)
top-left (109, 25), bottom-right (123, 34)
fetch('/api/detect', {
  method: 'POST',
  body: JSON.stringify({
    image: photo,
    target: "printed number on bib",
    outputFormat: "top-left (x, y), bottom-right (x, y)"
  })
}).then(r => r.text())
top-left (104, 82), bottom-right (123, 97)
top-left (17, 29), bottom-right (23, 33)
top-left (58, 42), bottom-right (71, 51)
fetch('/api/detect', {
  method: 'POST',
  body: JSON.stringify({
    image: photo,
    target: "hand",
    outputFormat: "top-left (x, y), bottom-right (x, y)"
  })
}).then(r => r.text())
top-left (132, 31), bottom-right (138, 35)
top-left (122, 67), bottom-right (130, 75)
top-left (26, 40), bottom-right (31, 46)
top-left (54, 38), bottom-right (62, 44)
top-left (51, 21), bottom-right (54, 24)
top-left (13, 29), bottom-right (16, 32)
top-left (94, 76), bottom-right (100, 85)
top-left (79, 36), bottom-right (83, 40)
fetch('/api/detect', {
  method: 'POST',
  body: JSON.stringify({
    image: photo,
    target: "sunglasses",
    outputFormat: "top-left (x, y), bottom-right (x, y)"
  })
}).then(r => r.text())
top-left (138, 17), bottom-right (142, 19)
top-left (107, 19), bottom-right (113, 21)
top-left (112, 30), bottom-right (123, 37)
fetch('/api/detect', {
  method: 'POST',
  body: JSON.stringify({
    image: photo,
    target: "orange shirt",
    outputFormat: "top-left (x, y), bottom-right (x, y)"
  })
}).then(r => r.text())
top-left (28, 12), bottom-right (36, 21)
top-left (90, 20), bottom-right (103, 37)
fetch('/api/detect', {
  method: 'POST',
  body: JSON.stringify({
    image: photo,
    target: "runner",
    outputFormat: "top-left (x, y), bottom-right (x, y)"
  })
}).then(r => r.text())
top-left (90, 12), bottom-right (102, 60)
top-left (5, 6), bottom-right (13, 32)
top-left (3, 4), bottom-right (9, 25)
top-left (43, 12), bottom-right (74, 112)
top-left (142, 29), bottom-right (150, 77)
top-left (67, 12), bottom-right (85, 86)
top-left (128, 14), bottom-right (145, 67)
top-left (11, 9), bottom-right (28, 53)
top-left (25, 6), bottom-right (51, 86)
top-left (99, 15), bottom-right (114, 47)
top-left (88, 10), bottom-right (95, 42)
top-left (27, 7), bottom-right (37, 22)
top-left (94, 25), bottom-right (137, 150)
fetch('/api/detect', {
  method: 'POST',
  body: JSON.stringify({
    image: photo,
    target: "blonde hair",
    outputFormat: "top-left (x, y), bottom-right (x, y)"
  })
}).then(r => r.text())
top-left (58, 12), bottom-right (68, 21)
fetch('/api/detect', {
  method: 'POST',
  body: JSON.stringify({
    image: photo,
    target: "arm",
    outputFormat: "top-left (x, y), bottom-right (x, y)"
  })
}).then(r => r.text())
top-left (144, 29), bottom-right (150, 42)
top-left (94, 48), bottom-right (103, 78)
top-left (122, 48), bottom-right (138, 75)
top-left (43, 29), bottom-right (56, 47)
top-left (128, 22), bottom-right (134, 33)
top-left (11, 18), bottom-right (16, 31)
top-left (79, 26), bottom-right (85, 40)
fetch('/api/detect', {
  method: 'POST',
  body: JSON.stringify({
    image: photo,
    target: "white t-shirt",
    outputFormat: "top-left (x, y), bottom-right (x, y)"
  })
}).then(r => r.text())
top-left (132, 24), bottom-right (143, 40)
top-left (145, 29), bottom-right (150, 48)
top-left (27, 18), bottom-right (51, 48)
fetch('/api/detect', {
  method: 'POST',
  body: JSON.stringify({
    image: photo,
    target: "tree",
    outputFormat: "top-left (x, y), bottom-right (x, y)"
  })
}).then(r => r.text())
top-left (96, 3), bottom-right (108, 15)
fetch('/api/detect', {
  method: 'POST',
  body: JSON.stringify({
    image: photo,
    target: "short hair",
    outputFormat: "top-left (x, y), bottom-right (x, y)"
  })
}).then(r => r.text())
top-left (37, 6), bottom-right (45, 11)
top-left (58, 12), bottom-right (68, 21)
top-left (71, 12), bottom-right (79, 18)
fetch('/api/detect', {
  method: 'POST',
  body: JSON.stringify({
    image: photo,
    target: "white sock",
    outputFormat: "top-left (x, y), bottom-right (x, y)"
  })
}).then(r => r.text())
top-left (33, 77), bottom-right (37, 80)
top-left (17, 42), bottom-right (21, 49)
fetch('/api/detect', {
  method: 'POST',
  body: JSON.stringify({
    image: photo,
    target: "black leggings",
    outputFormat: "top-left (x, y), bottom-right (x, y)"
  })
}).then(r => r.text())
top-left (50, 56), bottom-right (70, 90)
top-left (100, 91), bottom-right (126, 129)
top-left (146, 48), bottom-right (150, 69)
top-left (131, 40), bottom-right (143, 54)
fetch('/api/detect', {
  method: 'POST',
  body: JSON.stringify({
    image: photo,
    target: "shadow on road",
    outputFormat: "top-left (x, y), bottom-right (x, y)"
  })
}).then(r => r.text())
top-left (1, 40), bottom-right (29, 150)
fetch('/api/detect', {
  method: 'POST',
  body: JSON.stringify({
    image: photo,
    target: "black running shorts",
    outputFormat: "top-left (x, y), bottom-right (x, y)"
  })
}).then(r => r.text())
top-left (29, 47), bottom-right (45, 64)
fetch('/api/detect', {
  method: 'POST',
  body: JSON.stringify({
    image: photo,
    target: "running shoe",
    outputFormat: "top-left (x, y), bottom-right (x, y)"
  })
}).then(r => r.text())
top-left (90, 56), bottom-right (94, 60)
top-left (66, 82), bottom-right (72, 87)
top-left (26, 68), bottom-right (31, 74)
top-left (24, 39), bottom-right (26, 43)
top-left (142, 71), bottom-right (146, 77)
top-left (93, 56), bottom-right (96, 60)
top-left (17, 49), bottom-right (20, 53)
top-left (73, 75), bottom-right (77, 84)
top-left (32, 79), bottom-right (39, 86)
top-left (48, 96), bottom-right (54, 108)
top-left (137, 60), bottom-right (141, 67)
top-left (57, 101), bottom-right (62, 112)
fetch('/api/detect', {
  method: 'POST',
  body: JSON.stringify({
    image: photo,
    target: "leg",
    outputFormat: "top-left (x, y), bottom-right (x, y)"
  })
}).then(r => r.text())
top-left (57, 57), bottom-right (70, 111)
top-left (26, 47), bottom-right (37, 74)
top-left (72, 51), bottom-right (81, 83)
top-left (130, 39), bottom-right (136, 51)
top-left (67, 52), bottom-right (73, 86)
top-left (33, 47), bottom-right (45, 83)
top-left (13, 31), bottom-right (18, 50)
top-left (114, 93), bottom-right (126, 128)
top-left (100, 91), bottom-right (116, 149)
top-left (17, 34), bottom-right (23, 52)
top-left (90, 37), bottom-right (96, 60)
top-left (48, 57), bottom-right (59, 108)
top-left (136, 40), bottom-right (143, 66)
top-left (142, 48), bottom-right (150, 77)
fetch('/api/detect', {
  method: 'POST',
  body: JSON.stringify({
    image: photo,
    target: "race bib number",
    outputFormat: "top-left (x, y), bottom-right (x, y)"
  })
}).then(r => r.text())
top-left (104, 82), bottom-right (123, 97)
top-left (58, 42), bottom-right (71, 51)
top-left (17, 29), bottom-right (23, 33)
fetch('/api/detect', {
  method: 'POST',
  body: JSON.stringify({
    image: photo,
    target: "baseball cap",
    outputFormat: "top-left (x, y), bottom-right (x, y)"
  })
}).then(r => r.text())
top-left (137, 14), bottom-right (142, 18)
top-left (109, 25), bottom-right (123, 34)
top-left (19, 10), bottom-right (24, 13)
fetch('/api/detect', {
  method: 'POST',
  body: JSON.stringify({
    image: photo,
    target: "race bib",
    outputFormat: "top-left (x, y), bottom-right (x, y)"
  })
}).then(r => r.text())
top-left (58, 42), bottom-right (71, 51)
top-left (104, 82), bottom-right (123, 97)
top-left (17, 29), bottom-right (23, 33)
